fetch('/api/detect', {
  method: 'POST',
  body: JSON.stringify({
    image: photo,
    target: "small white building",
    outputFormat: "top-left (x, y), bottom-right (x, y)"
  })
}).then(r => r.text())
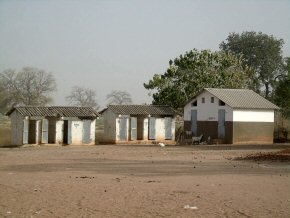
top-left (100, 105), bottom-right (180, 144)
top-left (6, 106), bottom-right (99, 146)
top-left (184, 88), bottom-right (279, 144)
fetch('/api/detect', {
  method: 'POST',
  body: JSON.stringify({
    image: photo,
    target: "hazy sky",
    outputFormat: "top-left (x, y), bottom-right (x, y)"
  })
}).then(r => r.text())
top-left (1, 0), bottom-right (289, 108)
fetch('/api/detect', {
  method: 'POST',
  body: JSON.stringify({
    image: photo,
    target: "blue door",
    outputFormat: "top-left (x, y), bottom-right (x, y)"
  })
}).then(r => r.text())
top-left (164, 117), bottom-right (172, 139)
top-left (191, 110), bottom-right (197, 136)
top-left (67, 121), bottom-right (72, 144)
top-left (41, 119), bottom-right (48, 143)
top-left (130, 117), bottom-right (137, 140)
top-left (23, 119), bottom-right (29, 144)
top-left (82, 120), bottom-right (92, 144)
top-left (149, 117), bottom-right (156, 140)
top-left (119, 117), bottom-right (128, 141)
top-left (218, 109), bottom-right (225, 138)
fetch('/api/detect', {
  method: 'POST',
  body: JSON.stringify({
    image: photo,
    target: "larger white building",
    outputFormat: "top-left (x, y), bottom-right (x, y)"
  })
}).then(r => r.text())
top-left (184, 88), bottom-right (279, 144)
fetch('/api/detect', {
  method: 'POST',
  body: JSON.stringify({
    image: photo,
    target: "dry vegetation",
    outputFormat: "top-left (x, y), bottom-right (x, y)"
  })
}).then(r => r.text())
top-left (234, 148), bottom-right (290, 162)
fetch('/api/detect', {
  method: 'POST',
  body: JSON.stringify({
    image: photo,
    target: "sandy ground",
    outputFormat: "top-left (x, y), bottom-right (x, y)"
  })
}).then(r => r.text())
top-left (0, 145), bottom-right (289, 218)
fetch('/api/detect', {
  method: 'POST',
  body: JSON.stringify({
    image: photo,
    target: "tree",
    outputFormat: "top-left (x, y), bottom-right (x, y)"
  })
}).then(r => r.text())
top-left (106, 90), bottom-right (132, 105)
top-left (66, 86), bottom-right (99, 110)
top-left (0, 67), bottom-right (57, 112)
top-left (144, 49), bottom-right (253, 109)
top-left (220, 31), bottom-right (285, 99)
top-left (274, 58), bottom-right (290, 118)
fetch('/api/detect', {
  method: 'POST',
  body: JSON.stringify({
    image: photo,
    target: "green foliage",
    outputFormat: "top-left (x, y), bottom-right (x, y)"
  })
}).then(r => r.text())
top-left (274, 58), bottom-right (290, 118)
top-left (144, 49), bottom-right (253, 109)
top-left (220, 31), bottom-right (284, 99)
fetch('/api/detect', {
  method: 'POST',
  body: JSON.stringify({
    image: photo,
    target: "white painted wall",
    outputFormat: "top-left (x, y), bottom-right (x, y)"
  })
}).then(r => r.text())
top-left (155, 118), bottom-right (165, 140)
top-left (171, 118), bottom-right (176, 140)
top-left (89, 119), bottom-right (96, 145)
top-left (10, 111), bottom-right (23, 145)
top-left (71, 121), bottom-right (83, 144)
top-left (55, 120), bottom-right (64, 144)
top-left (154, 117), bottom-right (175, 140)
top-left (233, 109), bottom-right (275, 122)
top-left (36, 120), bottom-right (41, 144)
top-left (102, 109), bottom-right (117, 142)
top-left (143, 117), bottom-right (149, 140)
top-left (184, 90), bottom-right (233, 121)
top-left (102, 110), bottom-right (176, 142)
top-left (116, 115), bottom-right (130, 141)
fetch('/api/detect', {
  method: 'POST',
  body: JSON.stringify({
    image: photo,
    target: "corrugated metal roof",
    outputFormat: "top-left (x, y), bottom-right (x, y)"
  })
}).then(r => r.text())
top-left (6, 106), bottom-right (99, 117)
top-left (204, 88), bottom-right (279, 109)
top-left (101, 105), bottom-right (180, 116)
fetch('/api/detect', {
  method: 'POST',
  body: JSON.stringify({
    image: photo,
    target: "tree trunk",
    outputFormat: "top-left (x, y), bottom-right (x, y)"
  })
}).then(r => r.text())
top-left (265, 82), bottom-right (270, 99)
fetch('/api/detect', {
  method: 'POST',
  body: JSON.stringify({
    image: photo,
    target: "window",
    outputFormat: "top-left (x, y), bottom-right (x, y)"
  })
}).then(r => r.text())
top-left (202, 97), bottom-right (205, 103)
top-left (219, 100), bottom-right (225, 106)
top-left (191, 100), bottom-right (197, 107)
top-left (211, 97), bottom-right (214, 103)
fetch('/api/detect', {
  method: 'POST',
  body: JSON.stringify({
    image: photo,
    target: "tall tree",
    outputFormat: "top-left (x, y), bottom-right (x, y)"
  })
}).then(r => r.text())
top-left (106, 90), bottom-right (132, 105)
top-left (220, 31), bottom-right (285, 99)
top-left (66, 86), bottom-right (99, 110)
top-left (274, 57), bottom-right (290, 118)
top-left (0, 67), bottom-right (57, 112)
top-left (144, 49), bottom-right (253, 109)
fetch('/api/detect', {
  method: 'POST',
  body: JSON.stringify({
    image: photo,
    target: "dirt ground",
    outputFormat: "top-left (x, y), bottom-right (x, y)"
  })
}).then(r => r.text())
top-left (0, 145), bottom-right (289, 218)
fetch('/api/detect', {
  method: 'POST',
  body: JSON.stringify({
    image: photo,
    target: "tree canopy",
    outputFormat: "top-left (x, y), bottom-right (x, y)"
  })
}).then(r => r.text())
top-left (106, 90), bottom-right (132, 105)
top-left (0, 67), bottom-right (57, 113)
top-left (144, 49), bottom-right (253, 109)
top-left (274, 58), bottom-right (290, 118)
top-left (66, 86), bottom-right (99, 110)
top-left (220, 31), bottom-right (285, 99)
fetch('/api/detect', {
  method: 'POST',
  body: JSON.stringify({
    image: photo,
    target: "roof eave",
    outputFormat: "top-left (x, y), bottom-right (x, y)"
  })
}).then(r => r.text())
top-left (232, 107), bottom-right (280, 110)
top-left (5, 107), bottom-right (16, 116)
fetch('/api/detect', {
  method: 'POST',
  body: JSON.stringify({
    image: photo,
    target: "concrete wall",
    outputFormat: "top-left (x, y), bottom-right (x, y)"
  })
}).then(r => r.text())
top-left (116, 115), bottom-right (130, 141)
top-left (102, 110), bottom-right (176, 143)
top-left (10, 111), bottom-right (23, 145)
top-left (233, 122), bottom-right (274, 144)
top-left (89, 119), bottom-right (96, 145)
top-left (9, 112), bottom-right (96, 146)
top-left (55, 120), bottom-right (64, 144)
top-left (102, 109), bottom-right (118, 143)
top-left (233, 109), bottom-right (274, 122)
top-left (155, 118), bottom-right (165, 141)
top-left (184, 90), bottom-right (233, 142)
top-left (70, 120), bottom-right (83, 145)
top-left (232, 109), bottom-right (275, 144)
top-left (184, 90), bottom-right (276, 144)
top-left (184, 91), bottom-right (233, 122)
top-left (115, 116), bottom-right (175, 142)
top-left (143, 117), bottom-right (149, 140)
top-left (154, 117), bottom-right (175, 141)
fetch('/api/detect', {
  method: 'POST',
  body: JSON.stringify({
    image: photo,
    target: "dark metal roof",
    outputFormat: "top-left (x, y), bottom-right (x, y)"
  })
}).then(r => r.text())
top-left (186, 88), bottom-right (279, 110)
top-left (6, 106), bottom-right (99, 118)
top-left (100, 105), bottom-right (180, 116)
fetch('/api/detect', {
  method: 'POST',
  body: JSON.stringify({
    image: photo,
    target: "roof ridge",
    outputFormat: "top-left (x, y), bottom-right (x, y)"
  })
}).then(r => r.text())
top-left (15, 106), bottom-right (93, 108)
top-left (205, 88), bottom-right (251, 91)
